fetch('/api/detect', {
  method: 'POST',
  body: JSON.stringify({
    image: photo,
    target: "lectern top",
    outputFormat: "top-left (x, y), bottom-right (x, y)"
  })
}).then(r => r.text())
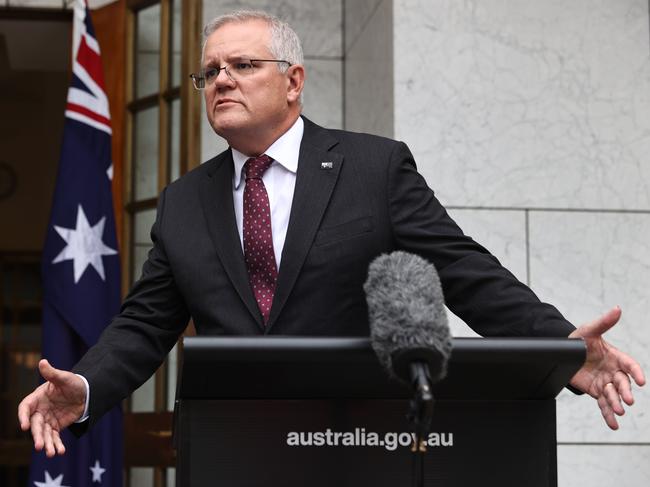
top-left (178, 337), bottom-right (585, 400)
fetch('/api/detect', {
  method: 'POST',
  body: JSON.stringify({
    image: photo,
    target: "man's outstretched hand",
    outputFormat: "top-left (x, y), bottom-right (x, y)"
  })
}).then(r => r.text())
top-left (569, 306), bottom-right (646, 430)
top-left (17, 359), bottom-right (86, 457)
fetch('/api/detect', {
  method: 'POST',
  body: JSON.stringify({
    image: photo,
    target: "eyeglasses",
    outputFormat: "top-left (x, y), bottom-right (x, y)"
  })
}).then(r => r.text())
top-left (189, 59), bottom-right (292, 90)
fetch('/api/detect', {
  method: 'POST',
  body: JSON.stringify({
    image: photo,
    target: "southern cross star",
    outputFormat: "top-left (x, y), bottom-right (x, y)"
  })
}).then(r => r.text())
top-left (52, 204), bottom-right (117, 283)
top-left (89, 459), bottom-right (106, 482)
top-left (33, 471), bottom-right (70, 487)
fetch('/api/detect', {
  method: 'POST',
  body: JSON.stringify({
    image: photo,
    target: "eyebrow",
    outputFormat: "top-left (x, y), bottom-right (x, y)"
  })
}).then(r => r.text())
top-left (202, 54), bottom-right (258, 68)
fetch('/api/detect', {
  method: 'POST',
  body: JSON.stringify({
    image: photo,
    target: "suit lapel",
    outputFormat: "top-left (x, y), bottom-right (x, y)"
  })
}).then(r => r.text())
top-left (199, 152), bottom-right (264, 329)
top-left (266, 119), bottom-right (343, 331)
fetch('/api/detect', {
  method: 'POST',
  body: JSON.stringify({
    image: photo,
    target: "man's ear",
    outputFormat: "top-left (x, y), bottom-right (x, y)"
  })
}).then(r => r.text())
top-left (286, 64), bottom-right (305, 104)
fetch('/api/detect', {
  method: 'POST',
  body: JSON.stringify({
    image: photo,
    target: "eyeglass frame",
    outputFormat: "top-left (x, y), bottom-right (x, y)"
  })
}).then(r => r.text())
top-left (189, 59), bottom-right (293, 90)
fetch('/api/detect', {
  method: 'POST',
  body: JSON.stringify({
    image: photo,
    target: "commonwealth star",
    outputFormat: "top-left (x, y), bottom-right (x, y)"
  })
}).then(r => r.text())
top-left (52, 204), bottom-right (117, 283)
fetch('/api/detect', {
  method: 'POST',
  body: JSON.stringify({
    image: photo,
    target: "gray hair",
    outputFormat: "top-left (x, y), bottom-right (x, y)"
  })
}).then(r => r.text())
top-left (202, 10), bottom-right (304, 72)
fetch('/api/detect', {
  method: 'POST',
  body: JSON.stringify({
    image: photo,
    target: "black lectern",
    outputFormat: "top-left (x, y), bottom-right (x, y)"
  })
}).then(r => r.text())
top-left (173, 337), bottom-right (585, 487)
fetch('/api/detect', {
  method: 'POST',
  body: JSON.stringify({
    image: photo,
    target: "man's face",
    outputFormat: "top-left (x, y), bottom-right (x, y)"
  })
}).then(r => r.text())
top-left (202, 20), bottom-right (298, 151)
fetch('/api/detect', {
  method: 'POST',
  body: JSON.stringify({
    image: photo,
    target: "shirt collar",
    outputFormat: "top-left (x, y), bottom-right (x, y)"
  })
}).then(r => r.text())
top-left (232, 116), bottom-right (304, 189)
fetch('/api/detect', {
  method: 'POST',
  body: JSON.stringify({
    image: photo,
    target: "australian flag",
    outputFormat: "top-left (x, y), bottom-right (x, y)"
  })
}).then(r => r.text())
top-left (28, 0), bottom-right (123, 486)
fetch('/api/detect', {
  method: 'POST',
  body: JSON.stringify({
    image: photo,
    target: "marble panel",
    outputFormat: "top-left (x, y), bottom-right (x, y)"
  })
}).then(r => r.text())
top-left (394, 0), bottom-right (650, 210)
top-left (558, 445), bottom-right (650, 487)
top-left (302, 58), bottom-right (343, 129)
top-left (529, 211), bottom-right (650, 442)
top-left (202, 0), bottom-right (342, 57)
top-left (344, 0), bottom-right (383, 54)
top-left (7, 0), bottom-right (61, 6)
top-left (445, 208), bottom-right (527, 337)
top-left (345, 0), bottom-right (393, 137)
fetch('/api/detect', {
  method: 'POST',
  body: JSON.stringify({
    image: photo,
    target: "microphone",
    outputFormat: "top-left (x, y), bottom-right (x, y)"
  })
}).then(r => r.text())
top-left (364, 250), bottom-right (452, 470)
top-left (364, 251), bottom-right (452, 387)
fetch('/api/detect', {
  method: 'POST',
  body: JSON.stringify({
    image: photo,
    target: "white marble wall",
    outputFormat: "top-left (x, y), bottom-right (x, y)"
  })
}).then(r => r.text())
top-left (530, 211), bottom-right (650, 443)
top-left (201, 0), bottom-right (343, 161)
top-left (344, 0), bottom-right (393, 138)
top-left (395, 0), bottom-right (650, 211)
top-left (4, 0), bottom-right (64, 6)
top-left (4, 0), bottom-right (119, 8)
top-left (392, 0), bottom-right (650, 485)
top-left (559, 445), bottom-right (650, 487)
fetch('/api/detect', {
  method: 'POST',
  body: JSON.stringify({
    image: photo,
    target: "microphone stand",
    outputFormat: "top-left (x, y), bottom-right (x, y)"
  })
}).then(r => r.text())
top-left (406, 362), bottom-right (434, 487)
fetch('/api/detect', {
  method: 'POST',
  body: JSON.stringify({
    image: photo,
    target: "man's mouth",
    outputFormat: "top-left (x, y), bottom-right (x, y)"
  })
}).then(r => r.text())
top-left (216, 98), bottom-right (239, 106)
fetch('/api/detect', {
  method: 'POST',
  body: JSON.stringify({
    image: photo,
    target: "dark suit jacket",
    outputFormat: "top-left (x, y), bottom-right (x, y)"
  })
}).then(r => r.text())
top-left (73, 116), bottom-right (574, 426)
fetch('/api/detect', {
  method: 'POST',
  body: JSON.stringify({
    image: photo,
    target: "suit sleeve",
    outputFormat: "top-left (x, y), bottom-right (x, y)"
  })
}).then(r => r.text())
top-left (72, 187), bottom-right (190, 429)
top-left (386, 141), bottom-right (576, 338)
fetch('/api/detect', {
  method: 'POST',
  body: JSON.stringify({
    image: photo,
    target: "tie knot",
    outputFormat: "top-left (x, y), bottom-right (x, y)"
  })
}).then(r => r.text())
top-left (244, 155), bottom-right (273, 180)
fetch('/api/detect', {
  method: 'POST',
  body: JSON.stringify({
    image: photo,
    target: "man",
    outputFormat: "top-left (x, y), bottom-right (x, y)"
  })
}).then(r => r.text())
top-left (19, 10), bottom-right (645, 458)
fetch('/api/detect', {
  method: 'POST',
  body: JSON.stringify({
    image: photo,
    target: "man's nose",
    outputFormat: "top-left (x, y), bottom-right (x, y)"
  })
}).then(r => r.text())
top-left (214, 67), bottom-right (235, 88)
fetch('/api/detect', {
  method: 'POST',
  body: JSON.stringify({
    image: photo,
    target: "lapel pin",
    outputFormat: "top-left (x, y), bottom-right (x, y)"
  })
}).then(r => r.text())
top-left (321, 162), bottom-right (334, 169)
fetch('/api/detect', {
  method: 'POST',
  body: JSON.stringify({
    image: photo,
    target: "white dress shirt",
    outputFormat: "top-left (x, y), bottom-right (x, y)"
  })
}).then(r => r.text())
top-left (231, 116), bottom-right (304, 268)
top-left (77, 117), bottom-right (305, 422)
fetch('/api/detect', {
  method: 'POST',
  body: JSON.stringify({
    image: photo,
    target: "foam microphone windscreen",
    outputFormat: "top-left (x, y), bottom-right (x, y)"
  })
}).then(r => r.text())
top-left (364, 251), bottom-right (452, 384)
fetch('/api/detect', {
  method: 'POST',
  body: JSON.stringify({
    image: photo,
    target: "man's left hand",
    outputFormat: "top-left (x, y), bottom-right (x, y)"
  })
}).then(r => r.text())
top-left (569, 306), bottom-right (646, 430)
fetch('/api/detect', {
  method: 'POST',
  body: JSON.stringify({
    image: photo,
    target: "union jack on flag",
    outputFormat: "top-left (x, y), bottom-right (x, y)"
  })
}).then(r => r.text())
top-left (65, 0), bottom-right (112, 136)
top-left (29, 0), bottom-right (123, 485)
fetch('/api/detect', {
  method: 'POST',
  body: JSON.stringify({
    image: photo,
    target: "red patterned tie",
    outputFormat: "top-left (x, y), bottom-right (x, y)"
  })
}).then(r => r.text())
top-left (243, 155), bottom-right (277, 324)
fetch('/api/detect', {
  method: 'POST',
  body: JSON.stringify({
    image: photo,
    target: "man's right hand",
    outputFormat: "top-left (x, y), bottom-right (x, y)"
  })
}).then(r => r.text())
top-left (17, 359), bottom-right (86, 457)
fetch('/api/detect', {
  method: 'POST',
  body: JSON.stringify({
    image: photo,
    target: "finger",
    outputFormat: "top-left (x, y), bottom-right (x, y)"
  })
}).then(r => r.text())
top-left (31, 412), bottom-right (44, 451)
top-left (620, 355), bottom-right (647, 387)
top-left (43, 423), bottom-right (55, 458)
top-left (18, 396), bottom-right (35, 431)
top-left (52, 429), bottom-right (66, 456)
top-left (597, 394), bottom-right (619, 430)
top-left (38, 359), bottom-right (51, 376)
top-left (613, 371), bottom-right (634, 406)
top-left (573, 306), bottom-right (622, 339)
top-left (603, 382), bottom-right (625, 416)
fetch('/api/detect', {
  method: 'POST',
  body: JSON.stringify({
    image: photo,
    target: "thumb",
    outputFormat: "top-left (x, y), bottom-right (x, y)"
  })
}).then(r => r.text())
top-left (38, 359), bottom-right (68, 385)
top-left (572, 306), bottom-right (621, 339)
